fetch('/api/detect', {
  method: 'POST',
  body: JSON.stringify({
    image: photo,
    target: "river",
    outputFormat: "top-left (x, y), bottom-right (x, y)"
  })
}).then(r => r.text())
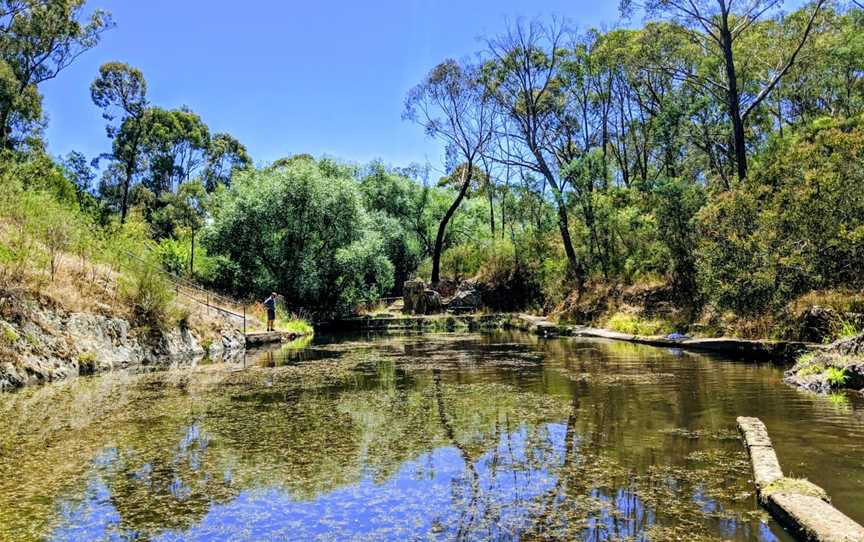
top-left (1, 331), bottom-right (862, 541)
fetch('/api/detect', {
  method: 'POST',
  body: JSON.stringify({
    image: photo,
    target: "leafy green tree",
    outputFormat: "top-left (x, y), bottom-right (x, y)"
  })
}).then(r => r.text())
top-left (483, 20), bottom-right (588, 288)
top-left (141, 107), bottom-right (210, 196)
top-left (0, 0), bottom-right (113, 149)
top-left (621, 0), bottom-right (827, 181)
top-left (203, 158), bottom-right (393, 317)
top-left (359, 163), bottom-right (434, 293)
top-left (151, 180), bottom-right (207, 275)
top-left (91, 61), bottom-right (148, 223)
top-left (697, 115), bottom-right (864, 312)
top-left (203, 132), bottom-right (250, 191)
top-left (60, 150), bottom-right (94, 204)
top-left (404, 59), bottom-right (495, 285)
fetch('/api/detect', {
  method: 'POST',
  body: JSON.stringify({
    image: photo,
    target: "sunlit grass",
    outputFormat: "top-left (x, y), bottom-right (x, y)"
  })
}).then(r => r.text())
top-left (605, 312), bottom-right (673, 336)
top-left (276, 316), bottom-right (314, 335)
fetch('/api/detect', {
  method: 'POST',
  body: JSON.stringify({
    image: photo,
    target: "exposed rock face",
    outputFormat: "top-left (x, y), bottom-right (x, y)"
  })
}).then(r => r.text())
top-left (448, 280), bottom-right (482, 313)
top-left (831, 332), bottom-right (864, 356)
top-left (402, 279), bottom-right (443, 315)
top-left (0, 304), bottom-right (245, 391)
top-left (797, 305), bottom-right (837, 343)
top-left (784, 332), bottom-right (864, 393)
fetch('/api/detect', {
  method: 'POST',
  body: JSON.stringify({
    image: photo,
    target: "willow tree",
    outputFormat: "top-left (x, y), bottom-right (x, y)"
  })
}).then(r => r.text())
top-left (404, 59), bottom-right (495, 285)
top-left (621, 0), bottom-right (827, 182)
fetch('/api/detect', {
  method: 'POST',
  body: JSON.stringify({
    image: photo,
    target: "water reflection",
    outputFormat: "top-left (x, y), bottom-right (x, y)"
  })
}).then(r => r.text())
top-left (2, 332), bottom-right (862, 541)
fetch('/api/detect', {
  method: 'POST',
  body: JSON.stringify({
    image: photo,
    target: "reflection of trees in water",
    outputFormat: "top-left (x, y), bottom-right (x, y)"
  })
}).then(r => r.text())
top-left (2, 333), bottom-right (821, 541)
top-left (101, 421), bottom-right (239, 535)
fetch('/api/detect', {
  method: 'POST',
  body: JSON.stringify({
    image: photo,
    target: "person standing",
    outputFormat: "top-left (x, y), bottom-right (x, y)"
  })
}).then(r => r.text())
top-left (264, 292), bottom-right (277, 331)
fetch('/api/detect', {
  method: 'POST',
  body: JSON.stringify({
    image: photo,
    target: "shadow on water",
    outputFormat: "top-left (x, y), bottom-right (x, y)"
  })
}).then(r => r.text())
top-left (1, 331), bottom-right (862, 541)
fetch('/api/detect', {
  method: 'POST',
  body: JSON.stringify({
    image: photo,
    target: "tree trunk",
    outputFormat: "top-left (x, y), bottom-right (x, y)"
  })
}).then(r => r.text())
top-left (0, 108), bottom-right (10, 150)
top-left (721, 25), bottom-right (748, 182)
top-left (120, 164), bottom-right (133, 224)
top-left (488, 187), bottom-right (496, 237)
top-left (431, 167), bottom-right (472, 285)
top-left (189, 229), bottom-right (195, 277)
top-left (555, 198), bottom-right (584, 290)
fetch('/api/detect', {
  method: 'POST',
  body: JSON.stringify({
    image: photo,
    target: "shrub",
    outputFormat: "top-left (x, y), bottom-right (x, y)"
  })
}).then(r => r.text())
top-left (838, 319), bottom-right (861, 340)
top-left (606, 312), bottom-right (673, 336)
top-left (1, 323), bottom-right (18, 345)
top-left (119, 258), bottom-right (177, 329)
top-left (204, 159), bottom-right (394, 318)
top-left (697, 116), bottom-right (864, 315)
top-left (76, 351), bottom-right (97, 374)
top-left (825, 367), bottom-right (849, 387)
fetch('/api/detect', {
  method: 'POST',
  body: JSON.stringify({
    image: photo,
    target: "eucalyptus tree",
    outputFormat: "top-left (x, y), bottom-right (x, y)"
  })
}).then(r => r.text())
top-left (141, 107), bottom-right (210, 196)
top-left (91, 62), bottom-right (148, 223)
top-left (151, 179), bottom-right (207, 274)
top-left (0, 0), bottom-right (112, 149)
top-left (483, 19), bottom-right (587, 287)
top-left (202, 132), bottom-right (250, 191)
top-left (404, 58), bottom-right (496, 285)
top-left (621, 0), bottom-right (828, 182)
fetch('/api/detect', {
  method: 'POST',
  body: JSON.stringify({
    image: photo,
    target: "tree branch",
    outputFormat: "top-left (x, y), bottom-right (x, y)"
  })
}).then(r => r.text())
top-left (742, 0), bottom-right (825, 119)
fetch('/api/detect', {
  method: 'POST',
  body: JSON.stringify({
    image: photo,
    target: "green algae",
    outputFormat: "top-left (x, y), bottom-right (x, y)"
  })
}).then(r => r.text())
top-left (763, 477), bottom-right (829, 501)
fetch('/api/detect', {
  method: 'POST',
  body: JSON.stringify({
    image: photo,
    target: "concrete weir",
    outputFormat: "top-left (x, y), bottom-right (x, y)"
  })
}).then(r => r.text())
top-left (245, 331), bottom-right (304, 347)
top-left (334, 312), bottom-right (815, 363)
top-left (737, 417), bottom-right (864, 542)
top-left (513, 314), bottom-right (813, 363)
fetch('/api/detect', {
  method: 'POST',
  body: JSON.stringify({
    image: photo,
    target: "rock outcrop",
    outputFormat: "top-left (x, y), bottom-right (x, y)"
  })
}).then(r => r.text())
top-left (797, 305), bottom-right (837, 343)
top-left (448, 280), bottom-right (482, 313)
top-left (0, 302), bottom-right (245, 391)
top-left (784, 332), bottom-right (864, 393)
top-left (402, 279), bottom-right (443, 315)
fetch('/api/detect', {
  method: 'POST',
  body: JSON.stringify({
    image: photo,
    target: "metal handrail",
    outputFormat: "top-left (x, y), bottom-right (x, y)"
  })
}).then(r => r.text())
top-left (117, 249), bottom-right (263, 332)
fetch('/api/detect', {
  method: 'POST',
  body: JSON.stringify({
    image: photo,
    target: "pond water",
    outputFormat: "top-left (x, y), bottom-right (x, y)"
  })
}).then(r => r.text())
top-left (1, 331), bottom-right (862, 541)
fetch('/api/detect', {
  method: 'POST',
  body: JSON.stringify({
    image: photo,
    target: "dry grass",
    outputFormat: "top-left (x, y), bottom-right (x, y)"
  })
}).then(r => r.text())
top-left (788, 289), bottom-right (864, 316)
top-left (1, 240), bottom-right (241, 343)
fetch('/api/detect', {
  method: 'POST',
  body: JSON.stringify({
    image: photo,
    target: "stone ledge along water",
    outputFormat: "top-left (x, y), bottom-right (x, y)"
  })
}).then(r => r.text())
top-left (737, 416), bottom-right (864, 542)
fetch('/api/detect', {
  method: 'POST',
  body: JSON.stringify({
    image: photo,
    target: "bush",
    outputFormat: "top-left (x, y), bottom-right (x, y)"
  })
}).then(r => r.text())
top-left (119, 257), bottom-right (177, 329)
top-left (697, 116), bottom-right (864, 314)
top-left (606, 312), bottom-right (673, 336)
top-left (203, 158), bottom-right (394, 318)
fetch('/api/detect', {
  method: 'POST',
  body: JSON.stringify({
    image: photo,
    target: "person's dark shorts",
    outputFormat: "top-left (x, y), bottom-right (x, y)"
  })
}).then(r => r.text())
top-left (267, 308), bottom-right (275, 321)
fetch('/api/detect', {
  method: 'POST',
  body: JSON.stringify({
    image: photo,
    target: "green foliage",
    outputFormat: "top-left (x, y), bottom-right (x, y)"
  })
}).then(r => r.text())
top-left (118, 254), bottom-right (177, 329)
top-left (76, 351), bottom-right (97, 373)
top-left (697, 116), bottom-right (864, 314)
top-left (204, 158), bottom-right (394, 318)
top-left (825, 367), bottom-right (849, 387)
top-left (1, 323), bottom-right (18, 345)
top-left (838, 319), bottom-right (861, 340)
top-left (273, 307), bottom-right (314, 335)
top-left (0, 0), bottom-right (113, 149)
top-left (606, 312), bottom-right (673, 336)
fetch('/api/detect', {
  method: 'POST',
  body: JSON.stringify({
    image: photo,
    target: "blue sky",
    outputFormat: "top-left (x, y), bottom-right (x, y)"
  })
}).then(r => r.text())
top-left (40, 1), bottom-right (621, 170)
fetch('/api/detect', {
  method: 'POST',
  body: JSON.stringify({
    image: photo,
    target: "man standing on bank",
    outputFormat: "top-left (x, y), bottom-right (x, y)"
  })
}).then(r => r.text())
top-left (264, 292), bottom-right (277, 332)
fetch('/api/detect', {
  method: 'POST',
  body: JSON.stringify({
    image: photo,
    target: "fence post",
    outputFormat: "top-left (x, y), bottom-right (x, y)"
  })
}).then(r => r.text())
top-left (243, 304), bottom-right (246, 336)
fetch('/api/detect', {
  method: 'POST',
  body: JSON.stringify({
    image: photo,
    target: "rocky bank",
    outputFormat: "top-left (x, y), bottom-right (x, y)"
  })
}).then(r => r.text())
top-left (0, 293), bottom-right (244, 391)
top-left (784, 333), bottom-right (864, 394)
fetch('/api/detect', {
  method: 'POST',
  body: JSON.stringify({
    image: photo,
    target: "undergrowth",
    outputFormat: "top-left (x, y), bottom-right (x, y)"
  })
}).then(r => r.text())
top-left (606, 312), bottom-right (673, 336)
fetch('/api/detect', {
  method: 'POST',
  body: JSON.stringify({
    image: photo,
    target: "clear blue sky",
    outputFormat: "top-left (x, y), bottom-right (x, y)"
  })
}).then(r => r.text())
top-left (41, 0), bottom-right (621, 170)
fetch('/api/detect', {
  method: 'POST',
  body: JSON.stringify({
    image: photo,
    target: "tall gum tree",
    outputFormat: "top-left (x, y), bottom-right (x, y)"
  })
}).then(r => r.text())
top-left (404, 59), bottom-right (496, 285)
top-left (1, 0), bottom-right (113, 149)
top-left (483, 19), bottom-right (587, 288)
top-left (90, 61), bottom-right (147, 223)
top-left (620, 0), bottom-right (827, 182)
